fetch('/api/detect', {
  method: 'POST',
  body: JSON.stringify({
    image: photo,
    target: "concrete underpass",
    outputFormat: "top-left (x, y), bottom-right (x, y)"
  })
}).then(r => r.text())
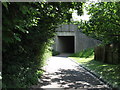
top-left (57, 36), bottom-right (74, 53)
top-left (53, 24), bottom-right (101, 53)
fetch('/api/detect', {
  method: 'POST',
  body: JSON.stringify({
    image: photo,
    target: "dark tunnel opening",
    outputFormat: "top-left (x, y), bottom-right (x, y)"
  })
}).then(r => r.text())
top-left (58, 36), bottom-right (74, 53)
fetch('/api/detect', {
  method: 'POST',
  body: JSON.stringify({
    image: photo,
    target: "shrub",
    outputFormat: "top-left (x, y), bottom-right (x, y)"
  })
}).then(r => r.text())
top-left (69, 48), bottom-right (94, 58)
top-left (52, 50), bottom-right (60, 56)
top-left (2, 2), bottom-right (83, 88)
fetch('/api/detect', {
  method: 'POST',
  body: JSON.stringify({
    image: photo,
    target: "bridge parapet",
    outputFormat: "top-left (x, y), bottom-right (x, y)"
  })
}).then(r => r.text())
top-left (56, 24), bottom-right (78, 32)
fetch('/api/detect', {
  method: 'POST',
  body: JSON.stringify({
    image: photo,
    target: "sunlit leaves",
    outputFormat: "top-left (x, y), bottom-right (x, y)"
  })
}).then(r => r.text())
top-left (81, 2), bottom-right (120, 44)
top-left (2, 2), bottom-right (8, 10)
top-left (14, 33), bottom-right (21, 42)
top-left (2, 2), bottom-right (84, 88)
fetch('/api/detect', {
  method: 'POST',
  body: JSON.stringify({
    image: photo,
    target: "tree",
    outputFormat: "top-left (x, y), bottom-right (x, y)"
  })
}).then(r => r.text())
top-left (79, 2), bottom-right (120, 64)
top-left (2, 2), bottom-right (83, 88)
top-left (80, 2), bottom-right (120, 44)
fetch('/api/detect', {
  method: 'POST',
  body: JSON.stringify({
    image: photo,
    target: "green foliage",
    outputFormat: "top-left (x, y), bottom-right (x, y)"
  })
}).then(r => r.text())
top-left (2, 2), bottom-right (83, 88)
top-left (69, 48), bottom-right (94, 58)
top-left (52, 50), bottom-right (60, 56)
top-left (79, 2), bottom-right (120, 44)
top-left (69, 48), bottom-right (120, 88)
top-left (70, 57), bottom-right (120, 88)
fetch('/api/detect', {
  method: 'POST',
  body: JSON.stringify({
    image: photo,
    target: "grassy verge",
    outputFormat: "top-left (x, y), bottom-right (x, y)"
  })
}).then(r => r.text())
top-left (69, 48), bottom-right (120, 88)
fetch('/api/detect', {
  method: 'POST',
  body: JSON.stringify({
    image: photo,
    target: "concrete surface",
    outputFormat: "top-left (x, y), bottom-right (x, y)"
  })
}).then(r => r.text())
top-left (53, 24), bottom-right (101, 53)
top-left (31, 54), bottom-right (111, 90)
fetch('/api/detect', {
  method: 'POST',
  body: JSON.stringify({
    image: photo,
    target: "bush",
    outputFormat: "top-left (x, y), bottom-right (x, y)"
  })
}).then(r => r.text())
top-left (2, 3), bottom-right (54, 88)
top-left (52, 50), bottom-right (60, 56)
top-left (2, 41), bottom-right (51, 88)
top-left (2, 2), bottom-right (83, 88)
top-left (69, 48), bottom-right (94, 58)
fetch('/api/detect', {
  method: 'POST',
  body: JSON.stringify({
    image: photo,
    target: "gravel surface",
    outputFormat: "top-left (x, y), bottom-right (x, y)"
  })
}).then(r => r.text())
top-left (31, 54), bottom-right (111, 90)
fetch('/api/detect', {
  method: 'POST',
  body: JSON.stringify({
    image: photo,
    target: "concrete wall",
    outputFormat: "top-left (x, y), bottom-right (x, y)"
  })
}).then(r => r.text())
top-left (75, 31), bottom-right (101, 52)
top-left (53, 24), bottom-right (101, 53)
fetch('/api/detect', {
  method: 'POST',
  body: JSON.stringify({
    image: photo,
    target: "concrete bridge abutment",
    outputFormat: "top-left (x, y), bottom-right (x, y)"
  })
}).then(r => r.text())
top-left (53, 24), bottom-right (101, 53)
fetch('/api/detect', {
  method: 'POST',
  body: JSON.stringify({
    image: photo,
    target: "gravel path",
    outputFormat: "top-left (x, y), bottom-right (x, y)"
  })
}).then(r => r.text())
top-left (31, 54), bottom-right (111, 90)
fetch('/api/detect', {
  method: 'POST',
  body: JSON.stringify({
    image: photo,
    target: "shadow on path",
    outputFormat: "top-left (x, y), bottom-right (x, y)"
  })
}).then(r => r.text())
top-left (30, 54), bottom-right (111, 90)
top-left (36, 69), bottom-right (109, 90)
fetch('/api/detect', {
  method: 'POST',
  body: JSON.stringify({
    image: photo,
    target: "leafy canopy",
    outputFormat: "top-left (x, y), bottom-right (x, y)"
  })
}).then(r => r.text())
top-left (2, 2), bottom-right (83, 88)
top-left (3, 2), bottom-right (83, 45)
top-left (80, 2), bottom-right (120, 44)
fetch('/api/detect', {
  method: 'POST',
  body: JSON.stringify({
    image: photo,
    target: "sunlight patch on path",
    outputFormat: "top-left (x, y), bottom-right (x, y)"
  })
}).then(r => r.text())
top-left (31, 55), bottom-right (111, 89)
top-left (44, 57), bottom-right (77, 73)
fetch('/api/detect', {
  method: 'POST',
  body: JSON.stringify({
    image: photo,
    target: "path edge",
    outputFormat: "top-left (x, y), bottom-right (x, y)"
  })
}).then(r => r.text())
top-left (68, 57), bottom-right (119, 90)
